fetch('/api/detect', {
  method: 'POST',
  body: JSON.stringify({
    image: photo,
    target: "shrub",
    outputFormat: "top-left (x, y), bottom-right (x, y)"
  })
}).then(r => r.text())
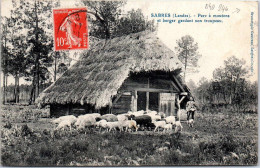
top-left (40, 145), bottom-right (54, 158)
top-left (219, 135), bottom-right (238, 154)
top-left (71, 140), bottom-right (89, 152)
top-left (20, 124), bottom-right (33, 137)
top-left (3, 122), bottom-right (12, 129)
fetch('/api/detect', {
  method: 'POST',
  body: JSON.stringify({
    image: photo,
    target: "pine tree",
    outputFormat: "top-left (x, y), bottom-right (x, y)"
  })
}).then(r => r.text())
top-left (9, 0), bottom-right (59, 103)
top-left (1, 17), bottom-right (12, 104)
top-left (175, 35), bottom-right (201, 81)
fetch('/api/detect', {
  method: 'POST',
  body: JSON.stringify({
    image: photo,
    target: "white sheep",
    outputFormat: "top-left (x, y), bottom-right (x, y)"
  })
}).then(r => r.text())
top-left (147, 113), bottom-right (161, 122)
top-left (120, 120), bottom-right (138, 132)
top-left (100, 114), bottom-right (118, 122)
top-left (55, 117), bottom-right (77, 131)
top-left (153, 120), bottom-right (166, 132)
top-left (94, 119), bottom-right (104, 127)
top-left (163, 124), bottom-right (173, 132)
top-left (127, 111), bottom-right (134, 115)
top-left (175, 121), bottom-right (183, 133)
top-left (96, 119), bottom-right (108, 132)
top-left (128, 110), bottom-right (145, 117)
top-left (145, 110), bottom-right (157, 115)
top-left (75, 115), bottom-right (96, 130)
top-left (158, 112), bottom-right (166, 118)
top-left (165, 116), bottom-right (176, 125)
top-left (56, 120), bottom-right (71, 131)
top-left (88, 113), bottom-right (101, 119)
top-left (104, 121), bottom-right (121, 132)
top-left (187, 119), bottom-right (194, 127)
top-left (52, 115), bottom-right (77, 124)
top-left (79, 113), bottom-right (101, 119)
top-left (117, 114), bottom-right (128, 122)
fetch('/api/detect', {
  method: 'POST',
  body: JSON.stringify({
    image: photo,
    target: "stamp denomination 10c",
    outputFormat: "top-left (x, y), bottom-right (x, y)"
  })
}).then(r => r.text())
top-left (53, 7), bottom-right (88, 51)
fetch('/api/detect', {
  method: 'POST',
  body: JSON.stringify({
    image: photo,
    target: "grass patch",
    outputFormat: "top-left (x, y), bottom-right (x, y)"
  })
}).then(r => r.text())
top-left (1, 105), bottom-right (258, 166)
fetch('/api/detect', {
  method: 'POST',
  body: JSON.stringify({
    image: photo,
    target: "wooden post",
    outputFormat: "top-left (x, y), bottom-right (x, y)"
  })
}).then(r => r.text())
top-left (3, 74), bottom-right (5, 104)
top-left (170, 81), bottom-right (180, 92)
top-left (176, 97), bottom-right (181, 121)
top-left (146, 92), bottom-right (149, 111)
top-left (158, 93), bottom-right (161, 112)
top-left (54, 52), bottom-right (57, 81)
top-left (134, 90), bottom-right (137, 111)
top-left (171, 75), bottom-right (185, 92)
top-left (131, 91), bottom-right (137, 112)
top-left (108, 105), bottom-right (112, 114)
top-left (146, 78), bottom-right (150, 111)
top-left (5, 75), bottom-right (8, 103)
top-left (176, 94), bottom-right (186, 121)
top-left (131, 94), bottom-right (134, 112)
top-left (66, 104), bottom-right (70, 115)
top-left (171, 94), bottom-right (175, 116)
top-left (50, 104), bottom-right (53, 117)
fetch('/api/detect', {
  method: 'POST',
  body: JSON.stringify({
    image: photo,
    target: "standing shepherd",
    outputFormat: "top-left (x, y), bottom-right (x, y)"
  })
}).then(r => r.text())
top-left (186, 97), bottom-right (197, 120)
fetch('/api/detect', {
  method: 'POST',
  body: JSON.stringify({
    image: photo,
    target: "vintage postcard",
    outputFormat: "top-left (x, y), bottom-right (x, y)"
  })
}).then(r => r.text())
top-left (0, 0), bottom-right (258, 166)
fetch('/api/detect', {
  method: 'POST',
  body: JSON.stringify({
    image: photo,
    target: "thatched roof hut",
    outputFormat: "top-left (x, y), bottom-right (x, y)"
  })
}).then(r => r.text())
top-left (37, 31), bottom-right (188, 116)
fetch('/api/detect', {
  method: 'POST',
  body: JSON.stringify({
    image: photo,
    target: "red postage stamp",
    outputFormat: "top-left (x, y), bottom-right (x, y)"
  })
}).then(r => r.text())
top-left (53, 7), bottom-right (88, 51)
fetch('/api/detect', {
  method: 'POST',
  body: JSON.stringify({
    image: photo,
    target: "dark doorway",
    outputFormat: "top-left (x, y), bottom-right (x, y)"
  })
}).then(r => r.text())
top-left (137, 91), bottom-right (146, 111)
top-left (149, 92), bottom-right (159, 111)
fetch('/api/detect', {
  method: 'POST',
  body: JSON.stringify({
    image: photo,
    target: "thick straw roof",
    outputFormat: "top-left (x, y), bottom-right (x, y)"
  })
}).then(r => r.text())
top-left (36, 31), bottom-right (183, 108)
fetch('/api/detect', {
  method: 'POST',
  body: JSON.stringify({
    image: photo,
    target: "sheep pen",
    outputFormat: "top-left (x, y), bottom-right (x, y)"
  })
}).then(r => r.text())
top-left (1, 104), bottom-right (258, 166)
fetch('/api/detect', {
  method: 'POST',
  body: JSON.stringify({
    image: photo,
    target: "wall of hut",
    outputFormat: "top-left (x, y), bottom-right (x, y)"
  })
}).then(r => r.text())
top-left (111, 71), bottom-right (181, 116)
top-left (50, 103), bottom-right (108, 117)
top-left (50, 104), bottom-right (89, 117)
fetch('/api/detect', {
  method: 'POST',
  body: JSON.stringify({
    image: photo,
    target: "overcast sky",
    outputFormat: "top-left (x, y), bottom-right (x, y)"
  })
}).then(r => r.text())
top-left (1, 0), bottom-right (258, 86)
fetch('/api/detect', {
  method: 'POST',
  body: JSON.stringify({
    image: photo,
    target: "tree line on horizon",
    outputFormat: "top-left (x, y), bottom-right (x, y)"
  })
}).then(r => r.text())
top-left (187, 56), bottom-right (257, 113)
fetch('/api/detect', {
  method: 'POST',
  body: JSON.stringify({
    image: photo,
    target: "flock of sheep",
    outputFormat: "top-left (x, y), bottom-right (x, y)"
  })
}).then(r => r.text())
top-left (52, 110), bottom-right (194, 133)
